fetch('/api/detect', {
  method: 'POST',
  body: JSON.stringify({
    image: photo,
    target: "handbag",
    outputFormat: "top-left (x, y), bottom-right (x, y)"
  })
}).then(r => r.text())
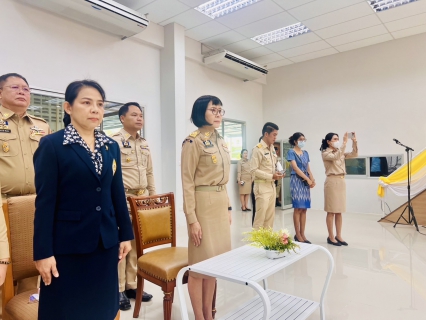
top-left (294, 151), bottom-right (310, 187)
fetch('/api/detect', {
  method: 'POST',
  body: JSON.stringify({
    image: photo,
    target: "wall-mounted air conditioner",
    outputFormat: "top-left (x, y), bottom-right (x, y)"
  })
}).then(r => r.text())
top-left (18, 0), bottom-right (149, 38)
top-left (203, 49), bottom-right (268, 81)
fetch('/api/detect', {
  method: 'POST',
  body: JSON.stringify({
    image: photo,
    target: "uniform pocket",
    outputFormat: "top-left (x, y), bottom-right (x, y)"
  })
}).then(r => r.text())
top-left (140, 149), bottom-right (150, 166)
top-left (0, 133), bottom-right (19, 157)
top-left (202, 148), bottom-right (219, 166)
top-left (29, 134), bottom-right (42, 154)
top-left (120, 149), bottom-right (136, 167)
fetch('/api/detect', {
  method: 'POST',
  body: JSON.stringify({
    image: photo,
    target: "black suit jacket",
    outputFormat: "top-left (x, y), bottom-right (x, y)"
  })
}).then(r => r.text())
top-left (33, 130), bottom-right (134, 261)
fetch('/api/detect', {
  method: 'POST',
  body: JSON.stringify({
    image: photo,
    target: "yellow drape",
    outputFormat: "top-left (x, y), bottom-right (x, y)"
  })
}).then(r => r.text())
top-left (377, 149), bottom-right (426, 197)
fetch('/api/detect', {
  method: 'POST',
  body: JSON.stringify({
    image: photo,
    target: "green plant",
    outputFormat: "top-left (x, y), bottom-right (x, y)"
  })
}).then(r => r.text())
top-left (243, 228), bottom-right (299, 253)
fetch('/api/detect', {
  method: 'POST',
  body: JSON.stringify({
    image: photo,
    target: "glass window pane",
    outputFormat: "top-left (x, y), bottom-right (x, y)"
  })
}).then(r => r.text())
top-left (345, 158), bottom-right (366, 175)
top-left (370, 155), bottom-right (403, 177)
top-left (222, 120), bottom-right (245, 161)
top-left (28, 94), bottom-right (65, 132)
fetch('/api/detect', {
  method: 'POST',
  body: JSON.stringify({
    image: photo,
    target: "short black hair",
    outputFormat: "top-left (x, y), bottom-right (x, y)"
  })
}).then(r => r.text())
top-left (240, 149), bottom-right (248, 158)
top-left (262, 122), bottom-right (279, 136)
top-left (0, 73), bottom-right (29, 88)
top-left (320, 132), bottom-right (339, 151)
top-left (118, 102), bottom-right (142, 122)
top-left (190, 95), bottom-right (222, 128)
top-left (63, 80), bottom-right (106, 127)
top-left (288, 132), bottom-right (305, 146)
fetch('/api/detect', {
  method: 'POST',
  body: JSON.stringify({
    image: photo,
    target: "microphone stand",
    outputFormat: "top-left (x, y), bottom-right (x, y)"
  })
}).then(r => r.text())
top-left (393, 140), bottom-right (419, 231)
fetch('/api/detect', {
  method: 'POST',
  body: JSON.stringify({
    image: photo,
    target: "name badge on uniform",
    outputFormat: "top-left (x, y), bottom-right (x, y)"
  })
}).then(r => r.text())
top-left (0, 119), bottom-right (11, 133)
top-left (212, 155), bottom-right (217, 164)
top-left (121, 139), bottom-right (131, 148)
top-left (112, 159), bottom-right (117, 175)
top-left (203, 140), bottom-right (214, 148)
top-left (2, 142), bottom-right (9, 153)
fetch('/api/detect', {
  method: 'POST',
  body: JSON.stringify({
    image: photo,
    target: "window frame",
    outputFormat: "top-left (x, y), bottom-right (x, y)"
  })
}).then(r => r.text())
top-left (220, 118), bottom-right (246, 164)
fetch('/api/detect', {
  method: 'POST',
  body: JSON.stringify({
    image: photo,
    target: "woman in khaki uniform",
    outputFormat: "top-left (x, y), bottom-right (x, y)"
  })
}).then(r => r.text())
top-left (321, 132), bottom-right (358, 247)
top-left (237, 149), bottom-right (252, 211)
top-left (181, 95), bottom-right (231, 320)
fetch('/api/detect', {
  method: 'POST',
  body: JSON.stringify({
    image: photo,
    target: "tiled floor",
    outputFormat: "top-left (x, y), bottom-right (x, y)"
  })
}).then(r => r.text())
top-left (121, 209), bottom-right (426, 320)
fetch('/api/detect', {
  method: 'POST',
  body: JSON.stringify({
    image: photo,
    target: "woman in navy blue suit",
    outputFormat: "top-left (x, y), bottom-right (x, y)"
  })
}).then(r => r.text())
top-left (33, 80), bottom-right (134, 320)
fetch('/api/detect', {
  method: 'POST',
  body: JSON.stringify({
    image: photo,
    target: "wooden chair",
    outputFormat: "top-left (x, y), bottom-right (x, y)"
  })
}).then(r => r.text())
top-left (1, 197), bottom-right (120, 320)
top-left (128, 193), bottom-right (190, 319)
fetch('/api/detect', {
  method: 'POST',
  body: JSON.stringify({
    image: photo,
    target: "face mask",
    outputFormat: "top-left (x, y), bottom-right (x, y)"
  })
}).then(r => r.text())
top-left (332, 141), bottom-right (341, 149)
top-left (298, 141), bottom-right (306, 149)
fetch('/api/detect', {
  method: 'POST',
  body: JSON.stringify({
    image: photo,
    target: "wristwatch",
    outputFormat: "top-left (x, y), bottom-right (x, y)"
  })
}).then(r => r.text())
top-left (0, 260), bottom-right (11, 265)
top-left (228, 206), bottom-right (232, 211)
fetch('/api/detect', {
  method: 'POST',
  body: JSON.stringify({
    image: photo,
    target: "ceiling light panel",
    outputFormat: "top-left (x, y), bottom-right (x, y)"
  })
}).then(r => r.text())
top-left (194, 0), bottom-right (263, 19)
top-left (367, 0), bottom-right (419, 12)
top-left (251, 23), bottom-right (310, 45)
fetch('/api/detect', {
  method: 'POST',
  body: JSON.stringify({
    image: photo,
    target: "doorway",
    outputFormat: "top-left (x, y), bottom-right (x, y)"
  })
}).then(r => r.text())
top-left (274, 141), bottom-right (293, 210)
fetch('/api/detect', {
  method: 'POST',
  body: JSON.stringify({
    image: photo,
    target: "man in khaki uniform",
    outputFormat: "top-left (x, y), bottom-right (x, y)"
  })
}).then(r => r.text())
top-left (110, 102), bottom-right (154, 311)
top-left (0, 73), bottom-right (50, 299)
top-left (250, 122), bottom-right (284, 229)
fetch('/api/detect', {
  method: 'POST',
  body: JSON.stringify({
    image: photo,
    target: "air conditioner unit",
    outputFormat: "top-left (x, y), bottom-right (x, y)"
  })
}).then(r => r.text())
top-left (18, 0), bottom-right (149, 38)
top-left (203, 49), bottom-right (268, 81)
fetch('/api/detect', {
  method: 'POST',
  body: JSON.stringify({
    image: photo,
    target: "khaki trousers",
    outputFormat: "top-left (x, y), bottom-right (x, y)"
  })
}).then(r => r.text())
top-left (253, 182), bottom-right (276, 229)
top-left (276, 179), bottom-right (282, 199)
top-left (118, 238), bottom-right (137, 292)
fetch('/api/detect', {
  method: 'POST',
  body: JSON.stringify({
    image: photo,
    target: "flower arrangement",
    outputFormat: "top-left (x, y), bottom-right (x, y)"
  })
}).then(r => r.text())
top-left (243, 228), bottom-right (299, 254)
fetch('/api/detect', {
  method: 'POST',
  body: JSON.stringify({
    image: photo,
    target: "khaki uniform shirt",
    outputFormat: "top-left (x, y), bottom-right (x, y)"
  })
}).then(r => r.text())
top-left (250, 139), bottom-right (278, 181)
top-left (322, 141), bottom-right (358, 176)
top-left (181, 129), bottom-right (231, 225)
top-left (0, 105), bottom-right (50, 196)
top-left (237, 159), bottom-right (252, 182)
top-left (110, 128), bottom-right (155, 195)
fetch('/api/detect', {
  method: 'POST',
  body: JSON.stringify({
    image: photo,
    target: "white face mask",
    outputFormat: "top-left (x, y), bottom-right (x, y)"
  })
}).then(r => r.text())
top-left (332, 141), bottom-right (341, 149)
top-left (298, 141), bottom-right (306, 149)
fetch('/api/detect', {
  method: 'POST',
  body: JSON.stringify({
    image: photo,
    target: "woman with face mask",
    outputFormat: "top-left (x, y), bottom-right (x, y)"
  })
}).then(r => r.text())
top-left (237, 149), bottom-right (252, 211)
top-left (320, 132), bottom-right (358, 246)
top-left (287, 132), bottom-right (315, 244)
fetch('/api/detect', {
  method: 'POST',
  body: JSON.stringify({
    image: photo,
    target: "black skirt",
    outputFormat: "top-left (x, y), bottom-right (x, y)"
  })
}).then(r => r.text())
top-left (38, 241), bottom-right (119, 320)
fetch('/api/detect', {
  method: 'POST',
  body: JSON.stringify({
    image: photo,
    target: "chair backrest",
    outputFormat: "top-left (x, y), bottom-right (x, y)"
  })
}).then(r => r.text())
top-left (6, 195), bottom-right (39, 282)
top-left (127, 193), bottom-right (176, 257)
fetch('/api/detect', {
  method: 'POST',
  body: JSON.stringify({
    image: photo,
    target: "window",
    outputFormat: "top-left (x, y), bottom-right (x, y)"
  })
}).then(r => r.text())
top-left (219, 119), bottom-right (246, 162)
top-left (27, 89), bottom-right (143, 136)
top-left (345, 155), bottom-right (403, 178)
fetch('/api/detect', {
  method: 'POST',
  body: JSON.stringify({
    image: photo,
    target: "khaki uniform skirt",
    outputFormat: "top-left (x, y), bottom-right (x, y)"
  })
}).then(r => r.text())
top-left (188, 189), bottom-right (231, 278)
top-left (324, 175), bottom-right (346, 213)
top-left (239, 174), bottom-right (252, 194)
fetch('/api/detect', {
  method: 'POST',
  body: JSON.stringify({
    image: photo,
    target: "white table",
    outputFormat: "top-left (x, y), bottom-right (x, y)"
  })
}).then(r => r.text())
top-left (176, 242), bottom-right (334, 320)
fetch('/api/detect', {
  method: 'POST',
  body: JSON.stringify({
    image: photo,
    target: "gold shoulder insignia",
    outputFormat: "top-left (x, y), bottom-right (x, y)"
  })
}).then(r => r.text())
top-left (256, 143), bottom-right (262, 148)
top-left (189, 130), bottom-right (200, 138)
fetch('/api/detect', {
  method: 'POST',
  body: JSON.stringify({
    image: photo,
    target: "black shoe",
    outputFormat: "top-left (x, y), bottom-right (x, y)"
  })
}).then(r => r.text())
top-left (304, 239), bottom-right (311, 244)
top-left (126, 289), bottom-right (153, 302)
top-left (245, 208), bottom-right (251, 211)
top-left (336, 237), bottom-right (348, 246)
top-left (119, 291), bottom-right (131, 311)
top-left (327, 237), bottom-right (341, 246)
top-left (275, 201), bottom-right (282, 207)
top-left (294, 235), bottom-right (300, 242)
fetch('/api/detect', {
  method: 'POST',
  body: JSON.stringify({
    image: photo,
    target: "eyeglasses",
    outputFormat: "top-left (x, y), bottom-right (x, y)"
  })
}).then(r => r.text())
top-left (1, 85), bottom-right (31, 94)
top-left (207, 108), bottom-right (225, 116)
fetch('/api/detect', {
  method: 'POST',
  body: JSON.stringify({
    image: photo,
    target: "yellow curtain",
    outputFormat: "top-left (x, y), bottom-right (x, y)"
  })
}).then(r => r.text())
top-left (377, 149), bottom-right (426, 198)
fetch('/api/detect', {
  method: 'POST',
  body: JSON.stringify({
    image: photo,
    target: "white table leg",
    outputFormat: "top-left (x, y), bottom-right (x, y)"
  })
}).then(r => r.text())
top-left (263, 278), bottom-right (268, 290)
top-left (247, 281), bottom-right (272, 320)
top-left (317, 246), bottom-right (335, 320)
top-left (177, 267), bottom-right (190, 320)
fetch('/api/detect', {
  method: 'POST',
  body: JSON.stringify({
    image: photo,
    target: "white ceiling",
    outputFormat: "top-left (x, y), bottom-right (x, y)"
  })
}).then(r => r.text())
top-left (117, 0), bottom-right (426, 69)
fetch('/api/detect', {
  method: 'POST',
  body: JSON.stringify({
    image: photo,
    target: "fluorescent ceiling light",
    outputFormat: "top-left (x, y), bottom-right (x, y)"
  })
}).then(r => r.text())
top-left (368, 0), bottom-right (419, 12)
top-left (194, 0), bottom-right (263, 19)
top-left (251, 23), bottom-right (310, 46)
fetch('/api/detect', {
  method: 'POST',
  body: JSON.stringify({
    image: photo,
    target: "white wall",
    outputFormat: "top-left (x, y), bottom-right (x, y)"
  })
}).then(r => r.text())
top-left (182, 57), bottom-right (264, 225)
top-left (263, 32), bottom-right (426, 214)
top-left (0, 0), bottom-right (163, 190)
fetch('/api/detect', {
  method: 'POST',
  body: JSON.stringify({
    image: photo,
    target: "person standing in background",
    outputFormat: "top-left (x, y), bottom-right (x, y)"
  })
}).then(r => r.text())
top-left (320, 132), bottom-right (358, 247)
top-left (237, 149), bottom-right (252, 211)
top-left (0, 73), bottom-right (50, 294)
top-left (181, 95), bottom-right (232, 320)
top-left (110, 102), bottom-right (154, 310)
top-left (250, 122), bottom-right (284, 229)
top-left (287, 132), bottom-right (315, 244)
